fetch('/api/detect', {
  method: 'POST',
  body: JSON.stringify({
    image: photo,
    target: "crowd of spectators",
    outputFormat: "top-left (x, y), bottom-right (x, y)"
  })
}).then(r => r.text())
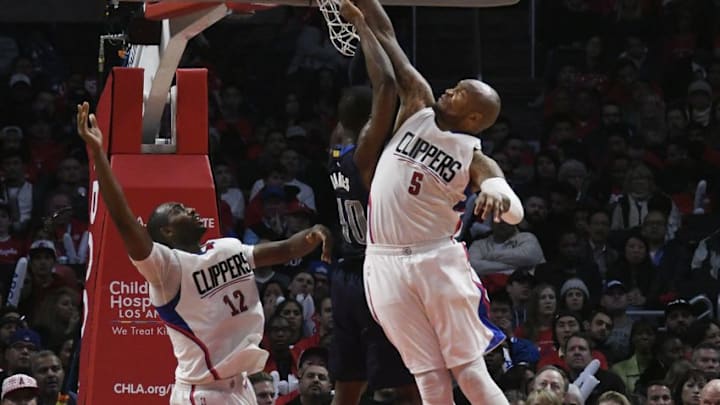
top-left (3, 0), bottom-right (720, 404)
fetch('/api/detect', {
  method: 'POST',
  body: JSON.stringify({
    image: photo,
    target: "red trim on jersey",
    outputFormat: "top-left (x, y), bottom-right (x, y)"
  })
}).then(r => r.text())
top-left (367, 194), bottom-right (375, 244)
top-left (163, 322), bottom-right (221, 380)
top-left (472, 281), bottom-right (491, 314)
top-left (460, 241), bottom-right (470, 261)
top-left (189, 385), bottom-right (197, 405)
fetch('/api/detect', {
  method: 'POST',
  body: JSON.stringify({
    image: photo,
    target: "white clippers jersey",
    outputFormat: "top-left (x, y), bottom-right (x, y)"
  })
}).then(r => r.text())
top-left (132, 238), bottom-right (267, 385)
top-left (368, 108), bottom-right (481, 245)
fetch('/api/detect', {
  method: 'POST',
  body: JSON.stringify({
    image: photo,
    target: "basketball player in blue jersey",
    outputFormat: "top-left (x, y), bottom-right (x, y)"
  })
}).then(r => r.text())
top-left (354, 0), bottom-right (524, 404)
top-left (77, 102), bottom-right (332, 405)
top-left (327, 1), bottom-right (420, 405)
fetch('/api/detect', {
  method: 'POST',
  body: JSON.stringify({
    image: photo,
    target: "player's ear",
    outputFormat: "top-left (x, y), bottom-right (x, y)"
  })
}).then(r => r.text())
top-left (467, 112), bottom-right (484, 132)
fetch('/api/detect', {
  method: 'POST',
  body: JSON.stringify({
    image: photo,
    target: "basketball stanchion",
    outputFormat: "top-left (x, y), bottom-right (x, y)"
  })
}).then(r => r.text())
top-left (80, 67), bottom-right (221, 404)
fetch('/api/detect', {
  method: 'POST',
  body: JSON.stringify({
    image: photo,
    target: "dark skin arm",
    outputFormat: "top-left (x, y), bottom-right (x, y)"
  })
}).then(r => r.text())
top-left (77, 102), bottom-right (153, 261)
top-left (341, 0), bottom-right (398, 189)
top-left (469, 150), bottom-right (511, 222)
top-left (253, 224), bottom-right (333, 268)
top-left (355, 0), bottom-right (435, 130)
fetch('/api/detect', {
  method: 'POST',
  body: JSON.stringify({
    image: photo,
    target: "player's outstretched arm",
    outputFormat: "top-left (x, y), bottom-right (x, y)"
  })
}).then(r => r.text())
top-left (253, 225), bottom-right (333, 268)
top-left (341, 0), bottom-right (397, 188)
top-left (355, 0), bottom-right (434, 128)
top-left (77, 102), bottom-right (153, 261)
top-left (469, 149), bottom-right (523, 225)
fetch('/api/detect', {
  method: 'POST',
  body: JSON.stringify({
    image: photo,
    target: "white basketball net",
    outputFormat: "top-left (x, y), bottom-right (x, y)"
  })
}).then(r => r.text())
top-left (317, 0), bottom-right (359, 57)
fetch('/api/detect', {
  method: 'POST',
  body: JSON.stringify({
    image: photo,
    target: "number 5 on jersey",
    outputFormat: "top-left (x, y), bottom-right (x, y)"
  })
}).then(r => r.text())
top-left (408, 171), bottom-right (424, 195)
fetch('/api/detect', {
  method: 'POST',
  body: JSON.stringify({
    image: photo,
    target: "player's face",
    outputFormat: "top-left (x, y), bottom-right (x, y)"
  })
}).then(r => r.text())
top-left (166, 203), bottom-right (206, 242)
top-left (436, 81), bottom-right (474, 123)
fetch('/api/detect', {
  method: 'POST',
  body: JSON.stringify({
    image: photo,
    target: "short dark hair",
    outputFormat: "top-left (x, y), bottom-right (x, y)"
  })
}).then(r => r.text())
top-left (147, 203), bottom-right (173, 246)
top-left (337, 86), bottom-right (372, 135)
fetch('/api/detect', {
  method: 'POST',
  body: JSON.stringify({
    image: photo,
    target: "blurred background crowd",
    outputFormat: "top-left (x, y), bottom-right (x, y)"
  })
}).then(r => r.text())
top-left (3, 0), bottom-right (720, 404)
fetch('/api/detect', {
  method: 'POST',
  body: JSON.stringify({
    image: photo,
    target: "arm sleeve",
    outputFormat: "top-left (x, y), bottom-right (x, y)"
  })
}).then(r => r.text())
top-left (130, 242), bottom-right (179, 286)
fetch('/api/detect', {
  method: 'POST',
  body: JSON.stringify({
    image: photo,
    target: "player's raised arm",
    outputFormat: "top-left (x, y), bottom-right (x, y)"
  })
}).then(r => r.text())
top-left (253, 224), bottom-right (333, 268)
top-left (341, 0), bottom-right (398, 188)
top-left (469, 149), bottom-right (524, 225)
top-left (77, 102), bottom-right (153, 261)
top-left (355, 0), bottom-right (434, 128)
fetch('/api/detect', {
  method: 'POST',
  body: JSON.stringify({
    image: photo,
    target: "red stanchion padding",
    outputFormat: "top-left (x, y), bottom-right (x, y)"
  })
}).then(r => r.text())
top-left (78, 72), bottom-right (115, 405)
top-left (110, 68), bottom-right (144, 154)
top-left (145, 2), bottom-right (219, 20)
top-left (175, 69), bottom-right (208, 155)
top-left (82, 154), bottom-right (220, 405)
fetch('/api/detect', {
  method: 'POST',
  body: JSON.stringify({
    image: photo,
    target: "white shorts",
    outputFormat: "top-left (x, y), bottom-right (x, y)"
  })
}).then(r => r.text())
top-left (363, 238), bottom-right (505, 375)
top-left (170, 373), bottom-right (257, 405)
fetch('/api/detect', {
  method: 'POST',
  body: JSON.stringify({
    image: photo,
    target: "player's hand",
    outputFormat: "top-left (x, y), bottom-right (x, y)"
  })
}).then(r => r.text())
top-left (340, 0), bottom-right (364, 24)
top-left (474, 190), bottom-right (511, 223)
top-left (76, 102), bottom-right (103, 153)
top-left (306, 225), bottom-right (333, 263)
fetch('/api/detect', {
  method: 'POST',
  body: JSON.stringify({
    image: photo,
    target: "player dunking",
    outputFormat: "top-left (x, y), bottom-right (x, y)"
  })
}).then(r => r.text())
top-left (76, 102), bottom-right (332, 405)
top-left (327, 1), bottom-right (420, 404)
top-left (354, 0), bottom-right (523, 404)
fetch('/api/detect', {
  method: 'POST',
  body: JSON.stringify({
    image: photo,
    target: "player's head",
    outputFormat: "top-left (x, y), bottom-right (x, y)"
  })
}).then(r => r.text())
top-left (147, 202), bottom-right (206, 248)
top-left (434, 79), bottom-right (501, 135)
top-left (337, 86), bottom-right (373, 139)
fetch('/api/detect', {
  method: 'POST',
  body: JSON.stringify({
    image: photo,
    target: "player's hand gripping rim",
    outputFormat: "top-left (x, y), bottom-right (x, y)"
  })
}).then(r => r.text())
top-left (474, 191), bottom-right (511, 223)
top-left (339, 0), bottom-right (364, 24)
top-left (306, 225), bottom-right (334, 263)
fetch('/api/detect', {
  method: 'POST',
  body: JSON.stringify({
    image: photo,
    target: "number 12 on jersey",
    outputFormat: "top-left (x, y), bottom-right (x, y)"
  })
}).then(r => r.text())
top-left (336, 198), bottom-right (367, 245)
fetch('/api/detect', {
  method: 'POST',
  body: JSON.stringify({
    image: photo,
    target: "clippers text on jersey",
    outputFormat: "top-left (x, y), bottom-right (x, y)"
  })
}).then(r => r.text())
top-left (394, 132), bottom-right (461, 182)
top-left (192, 253), bottom-right (253, 297)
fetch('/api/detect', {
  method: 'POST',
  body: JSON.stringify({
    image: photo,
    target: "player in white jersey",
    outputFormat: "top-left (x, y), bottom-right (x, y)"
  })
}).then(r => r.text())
top-left (354, 0), bottom-right (524, 404)
top-left (76, 102), bottom-right (332, 405)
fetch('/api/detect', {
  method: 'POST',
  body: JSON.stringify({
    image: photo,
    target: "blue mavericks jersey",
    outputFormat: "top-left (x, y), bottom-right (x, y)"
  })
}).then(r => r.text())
top-left (329, 145), bottom-right (368, 260)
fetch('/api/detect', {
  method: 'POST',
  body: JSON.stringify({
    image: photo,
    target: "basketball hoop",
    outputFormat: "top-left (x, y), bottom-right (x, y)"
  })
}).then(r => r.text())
top-left (316, 0), bottom-right (359, 57)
